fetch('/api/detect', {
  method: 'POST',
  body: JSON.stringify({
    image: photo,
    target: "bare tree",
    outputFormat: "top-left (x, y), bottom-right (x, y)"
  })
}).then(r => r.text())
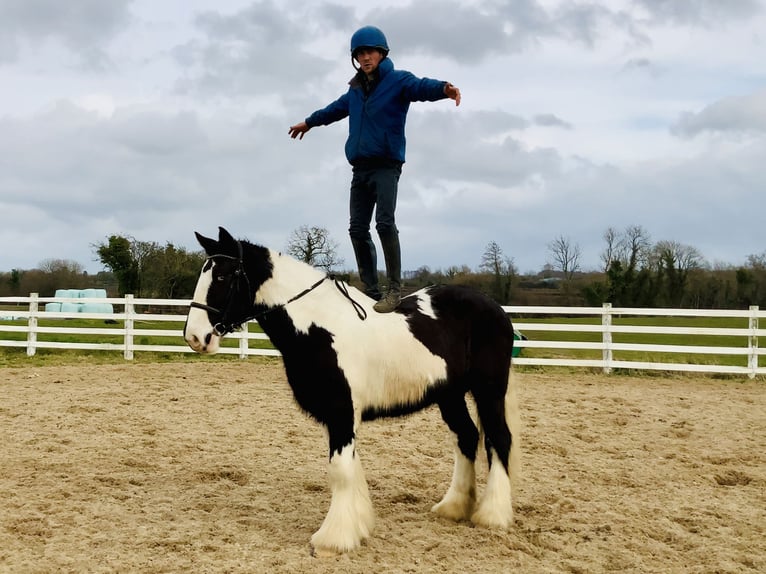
top-left (34, 259), bottom-right (88, 294)
top-left (601, 225), bottom-right (652, 272)
top-left (479, 241), bottom-right (517, 304)
top-left (600, 227), bottom-right (619, 272)
top-left (445, 265), bottom-right (471, 279)
top-left (547, 235), bottom-right (582, 281)
top-left (650, 240), bottom-right (706, 306)
top-left (622, 225), bottom-right (652, 271)
top-left (746, 251), bottom-right (766, 269)
top-left (651, 240), bottom-right (705, 273)
top-left (480, 241), bottom-right (506, 275)
top-left (286, 225), bottom-right (344, 272)
top-left (38, 259), bottom-right (85, 275)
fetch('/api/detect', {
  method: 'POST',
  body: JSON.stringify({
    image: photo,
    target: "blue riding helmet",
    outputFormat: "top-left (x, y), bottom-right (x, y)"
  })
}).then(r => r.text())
top-left (350, 25), bottom-right (389, 58)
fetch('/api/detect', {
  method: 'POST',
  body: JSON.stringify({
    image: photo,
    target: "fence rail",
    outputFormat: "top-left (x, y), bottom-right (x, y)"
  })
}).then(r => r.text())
top-left (1, 294), bottom-right (763, 378)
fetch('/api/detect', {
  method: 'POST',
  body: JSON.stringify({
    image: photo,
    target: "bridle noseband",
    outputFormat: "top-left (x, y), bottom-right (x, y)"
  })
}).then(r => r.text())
top-left (189, 241), bottom-right (367, 336)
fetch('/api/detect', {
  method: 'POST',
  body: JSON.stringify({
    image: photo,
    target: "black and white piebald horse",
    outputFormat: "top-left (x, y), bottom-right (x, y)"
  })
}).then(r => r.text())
top-left (184, 227), bottom-right (520, 556)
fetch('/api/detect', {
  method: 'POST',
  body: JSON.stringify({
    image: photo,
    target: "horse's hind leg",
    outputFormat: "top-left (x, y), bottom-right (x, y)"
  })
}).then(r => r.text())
top-left (431, 393), bottom-right (480, 522)
top-left (471, 373), bottom-right (518, 529)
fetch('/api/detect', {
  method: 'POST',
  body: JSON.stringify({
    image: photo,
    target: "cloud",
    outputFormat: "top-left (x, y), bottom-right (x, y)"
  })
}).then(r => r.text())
top-left (621, 57), bottom-right (660, 77)
top-left (0, 94), bottom-right (353, 268)
top-left (404, 110), bottom-right (561, 188)
top-left (172, 0), bottom-right (346, 98)
top-left (534, 114), bottom-right (572, 130)
top-left (1, 0), bottom-right (765, 275)
top-left (367, 1), bottom-right (516, 63)
top-left (635, 0), bottom-right (762, 25)
top-left (549, 2), bottom-right (615, 48)
top-left (671, 90), bottom-right (766, 137)
top-left (362, 0), bottom-right (656, 64)
top-left (0, 0), bottom-right (132, 69)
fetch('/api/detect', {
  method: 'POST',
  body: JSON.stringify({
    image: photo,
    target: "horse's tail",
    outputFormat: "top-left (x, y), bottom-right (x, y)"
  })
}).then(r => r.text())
top-left (505, 365), bottom-right (521, 485)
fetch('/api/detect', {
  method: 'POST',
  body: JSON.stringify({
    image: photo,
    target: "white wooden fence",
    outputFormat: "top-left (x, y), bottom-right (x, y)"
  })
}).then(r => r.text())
top-left (1, 294), bottom-right (763, 378)
top-left (508, 304), bottom-right (763, 378)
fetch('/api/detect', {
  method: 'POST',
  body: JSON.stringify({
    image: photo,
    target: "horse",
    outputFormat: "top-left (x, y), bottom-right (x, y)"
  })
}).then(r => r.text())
top-left (184, 227), bottom-right (520, 556)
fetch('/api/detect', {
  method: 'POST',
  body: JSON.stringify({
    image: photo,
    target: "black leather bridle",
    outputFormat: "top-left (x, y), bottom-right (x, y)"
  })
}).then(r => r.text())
top-left (189, 241), bottom-right (367, 336)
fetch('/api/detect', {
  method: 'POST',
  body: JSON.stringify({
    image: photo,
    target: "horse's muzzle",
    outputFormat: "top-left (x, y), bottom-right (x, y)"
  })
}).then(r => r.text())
top-left (184, 330), bottom-right (220, 354)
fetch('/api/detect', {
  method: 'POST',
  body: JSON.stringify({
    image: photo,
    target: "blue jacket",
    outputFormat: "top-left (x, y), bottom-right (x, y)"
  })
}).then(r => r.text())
top-left (305, 58), bottom-right (448, 164)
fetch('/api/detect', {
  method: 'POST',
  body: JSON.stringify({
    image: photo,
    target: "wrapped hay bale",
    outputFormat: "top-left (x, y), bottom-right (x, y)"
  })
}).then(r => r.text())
top-left (60, 302), bottom-right (82, 314)
top-left (53, 288), bottom-right (112, 314)
top-left (81, 302), bottom-right (114, 314)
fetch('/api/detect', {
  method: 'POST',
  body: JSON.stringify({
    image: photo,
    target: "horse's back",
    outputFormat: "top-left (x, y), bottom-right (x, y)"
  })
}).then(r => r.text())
top-left (401, 284), bottom-right (514, 368)
top-left (404, 284), bottom-right (512, 332)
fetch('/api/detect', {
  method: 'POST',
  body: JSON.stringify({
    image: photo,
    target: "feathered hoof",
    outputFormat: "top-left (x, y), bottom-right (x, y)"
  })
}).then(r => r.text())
top-left (470, 506), bottom-right (513, 530)
top-left (431, 495), bottom-right (475, 522)
top-left (310, 519), bottom-right (370, 556)
top-left (311, 544), bottom-right (343, 558)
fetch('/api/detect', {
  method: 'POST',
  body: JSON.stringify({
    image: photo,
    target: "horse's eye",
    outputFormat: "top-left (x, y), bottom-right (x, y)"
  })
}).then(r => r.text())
top-left (216, 275), bottom-right (226, 282)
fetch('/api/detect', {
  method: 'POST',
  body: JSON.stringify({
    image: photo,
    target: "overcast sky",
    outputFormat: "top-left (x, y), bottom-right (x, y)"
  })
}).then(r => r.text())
top-left (1, 0), bottom-right (764, 276)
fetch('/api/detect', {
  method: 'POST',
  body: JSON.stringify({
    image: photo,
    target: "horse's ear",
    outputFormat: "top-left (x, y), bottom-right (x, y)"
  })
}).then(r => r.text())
top-left (217, 227), bottom-right (231, 241)
top-left (217, 227), bottom-right (238, 251)
top-left (195, 231), bottom-right (219, 255)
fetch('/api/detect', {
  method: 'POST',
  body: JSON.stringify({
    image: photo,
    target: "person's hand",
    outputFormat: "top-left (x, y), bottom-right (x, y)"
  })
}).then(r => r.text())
top-left (288, 122), bottom-right (311, 139)
top-left (444, 83), bottom-right (461, 106)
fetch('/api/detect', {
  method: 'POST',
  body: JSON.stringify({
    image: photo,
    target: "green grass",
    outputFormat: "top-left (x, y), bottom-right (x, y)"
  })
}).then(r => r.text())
top-left (0, 317), bottom-right (276, 367)
top-left (0, 347), bottom-right (265, 368)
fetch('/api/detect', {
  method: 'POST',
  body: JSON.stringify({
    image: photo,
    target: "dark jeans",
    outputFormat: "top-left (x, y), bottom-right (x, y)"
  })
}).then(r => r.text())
top-left (348, 161), bottom-right (403, 297)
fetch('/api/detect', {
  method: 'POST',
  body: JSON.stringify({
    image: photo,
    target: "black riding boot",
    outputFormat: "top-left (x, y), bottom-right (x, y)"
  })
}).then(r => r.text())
top-left (350, 236), bottom-right (381, 300)
top-left (374, 231), bottom-right (402, 313)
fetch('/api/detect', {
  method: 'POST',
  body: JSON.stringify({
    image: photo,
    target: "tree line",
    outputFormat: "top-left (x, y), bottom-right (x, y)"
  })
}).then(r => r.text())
top-left (0, 236), bottom-right (206, 301)
top-left (0, 225), bottom-right (764, 310)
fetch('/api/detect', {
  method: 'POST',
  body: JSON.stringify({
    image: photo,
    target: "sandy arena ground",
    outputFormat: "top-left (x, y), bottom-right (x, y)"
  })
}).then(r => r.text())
top-left (1, 360), bottom-right (764, 573)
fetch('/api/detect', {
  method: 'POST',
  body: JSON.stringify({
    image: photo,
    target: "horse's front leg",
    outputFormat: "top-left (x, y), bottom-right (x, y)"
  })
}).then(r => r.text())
top-left (311, 420), bottom-right (374, 556)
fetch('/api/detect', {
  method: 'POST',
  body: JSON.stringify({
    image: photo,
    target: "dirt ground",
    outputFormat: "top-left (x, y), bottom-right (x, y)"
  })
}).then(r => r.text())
top-left (1, 360), bottom-right (764, 574)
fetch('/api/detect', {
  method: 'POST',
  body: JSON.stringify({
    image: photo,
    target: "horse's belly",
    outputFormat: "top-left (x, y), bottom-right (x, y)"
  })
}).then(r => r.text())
top-left (337, 338), bottom-right (448, 412)
top-left (377, 368), bottom-right (446, 409)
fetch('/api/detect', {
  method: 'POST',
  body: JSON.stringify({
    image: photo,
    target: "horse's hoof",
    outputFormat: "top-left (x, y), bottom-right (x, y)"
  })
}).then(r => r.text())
top-left (311, 545), bottom-right (342, 558)
top-left (431, 498), bottom-right (474, 522)
top-left (471, 508), bottom-right (512, 530)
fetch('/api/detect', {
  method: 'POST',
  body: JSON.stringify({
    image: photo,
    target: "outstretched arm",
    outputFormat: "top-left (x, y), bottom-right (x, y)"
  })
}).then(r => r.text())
top-left (288, 121), bottom-right (312, 140)
top-left (444, 82), bottom-right (461, 106)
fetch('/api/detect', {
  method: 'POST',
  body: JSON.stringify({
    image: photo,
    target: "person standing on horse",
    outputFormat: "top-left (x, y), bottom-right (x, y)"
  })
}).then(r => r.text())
top-left (288, 25), bottom-right (461, 313)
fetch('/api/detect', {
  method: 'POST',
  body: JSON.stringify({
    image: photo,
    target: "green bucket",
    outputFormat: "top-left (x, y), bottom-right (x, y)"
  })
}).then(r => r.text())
top-left (512, 329), bottom-right (526, 358)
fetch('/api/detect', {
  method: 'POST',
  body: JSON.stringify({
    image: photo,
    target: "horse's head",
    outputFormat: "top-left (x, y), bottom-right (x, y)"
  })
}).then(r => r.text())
top-left (184, 227), bottom-right (270, 353)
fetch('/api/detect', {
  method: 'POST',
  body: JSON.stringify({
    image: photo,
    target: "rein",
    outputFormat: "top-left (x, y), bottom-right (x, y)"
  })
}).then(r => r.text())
top-left (189, 245), bottom-right (367, 336)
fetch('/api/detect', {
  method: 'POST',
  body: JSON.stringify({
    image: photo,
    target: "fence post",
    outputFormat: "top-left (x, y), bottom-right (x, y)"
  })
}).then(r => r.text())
top-left (749, 306), bottom-right (759, 380)
top-left (124, 294), bottom-right (135, 360)
top-left (26, 292), bottom-right (39, 357)
top-left (239, 321), bottom-right (249, 359)
top-left (602, 302), bottom-right (612, 374)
